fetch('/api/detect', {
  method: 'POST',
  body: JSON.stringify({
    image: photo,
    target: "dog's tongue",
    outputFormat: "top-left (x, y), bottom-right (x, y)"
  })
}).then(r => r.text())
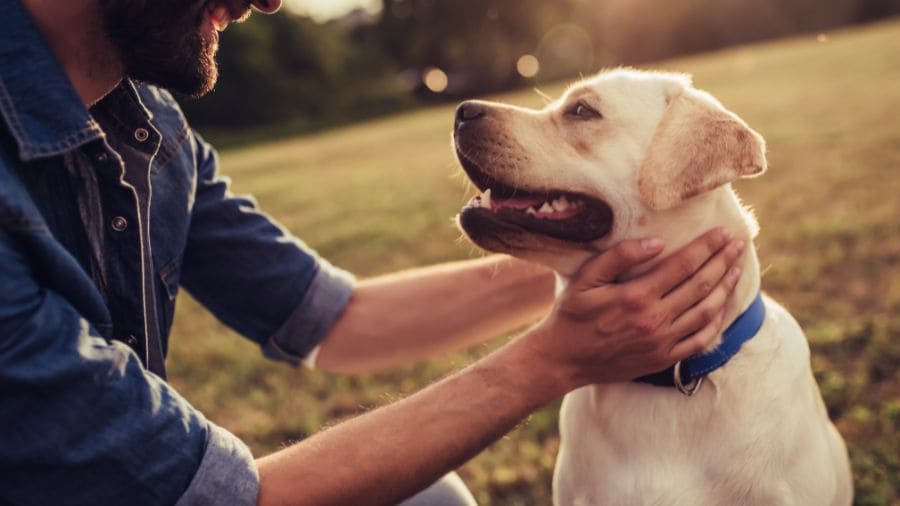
top-left (470, 189), bottom-right (544, 211)
top-left (493, 195), bottom-right (546, 210)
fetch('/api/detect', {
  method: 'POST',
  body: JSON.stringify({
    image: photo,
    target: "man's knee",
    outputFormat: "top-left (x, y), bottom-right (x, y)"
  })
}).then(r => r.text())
top-left (398, 472), bottom-right (477, 506)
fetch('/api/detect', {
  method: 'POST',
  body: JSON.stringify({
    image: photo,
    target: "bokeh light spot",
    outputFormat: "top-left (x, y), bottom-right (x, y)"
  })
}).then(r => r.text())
top-left (517, 54), bottom-right (540, 78)
top-left (536, 24), bottom-right (595, 78)
top-left (423, 67), bottom-right (448, 93)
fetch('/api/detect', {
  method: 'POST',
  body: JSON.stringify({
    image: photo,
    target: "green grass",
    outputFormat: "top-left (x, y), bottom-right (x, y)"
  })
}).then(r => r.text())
top-left (170, 19), bottom-right (900, 505)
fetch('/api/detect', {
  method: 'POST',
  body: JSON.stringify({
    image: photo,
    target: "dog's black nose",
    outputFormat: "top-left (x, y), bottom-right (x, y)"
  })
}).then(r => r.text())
top-left (455, 101), bottom-right (487, 128)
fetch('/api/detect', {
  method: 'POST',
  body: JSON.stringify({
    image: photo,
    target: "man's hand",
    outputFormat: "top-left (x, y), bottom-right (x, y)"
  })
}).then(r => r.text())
top-left (522, 228), bottom-right (745, 389)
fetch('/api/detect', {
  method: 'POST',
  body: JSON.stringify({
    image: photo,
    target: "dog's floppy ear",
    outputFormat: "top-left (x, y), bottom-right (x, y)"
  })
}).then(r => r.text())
top-left (637, 79), bottom-right (766, 211)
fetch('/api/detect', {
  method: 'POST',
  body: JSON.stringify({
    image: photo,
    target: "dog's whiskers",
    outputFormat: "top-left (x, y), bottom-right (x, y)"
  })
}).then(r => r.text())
top-left (534, 87), bottom-right (554, 105)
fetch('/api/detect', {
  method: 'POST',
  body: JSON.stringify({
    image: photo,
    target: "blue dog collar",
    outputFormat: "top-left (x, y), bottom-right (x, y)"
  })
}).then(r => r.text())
top-left (634, 292), bottom-right (766, 394)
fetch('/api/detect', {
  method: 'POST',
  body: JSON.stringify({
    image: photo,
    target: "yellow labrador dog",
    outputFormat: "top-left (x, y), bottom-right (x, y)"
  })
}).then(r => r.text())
top-left (453, 69), bottom-right (852, 505)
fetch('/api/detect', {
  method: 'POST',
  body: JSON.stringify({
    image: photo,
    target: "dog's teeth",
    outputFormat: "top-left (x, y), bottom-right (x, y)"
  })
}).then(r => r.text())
top-left (539, 202), bottom-right (553, 213)
top-left (526, 207), bottom-right (537, 216)
top-left (472, 196), bottom-right (481, 208)
top-left (552, 198), bottom-right (569, 211)
top-left (482, 188), bottom-right (492, 209)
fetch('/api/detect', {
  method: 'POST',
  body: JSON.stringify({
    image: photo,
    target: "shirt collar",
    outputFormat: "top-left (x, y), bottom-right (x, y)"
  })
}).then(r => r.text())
top-left (0, 0), bottom-right (104, 161)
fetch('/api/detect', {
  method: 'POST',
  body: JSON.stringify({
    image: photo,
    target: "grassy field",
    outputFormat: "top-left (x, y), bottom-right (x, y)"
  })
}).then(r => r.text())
top-left (170, 19), bottom-right (900, 505)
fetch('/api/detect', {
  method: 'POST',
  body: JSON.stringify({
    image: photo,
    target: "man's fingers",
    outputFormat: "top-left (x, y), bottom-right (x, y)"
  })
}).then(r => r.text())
top-left (668, 308), bottom-right (726, 361)
top-left (662, 240), bottom-right (745, 316)
top-left (667, 267), bottom-right (739, 339)
top-left (574, 238), bottom-right (665, 290)
top-left (642, 228), bottom-right (732, 297)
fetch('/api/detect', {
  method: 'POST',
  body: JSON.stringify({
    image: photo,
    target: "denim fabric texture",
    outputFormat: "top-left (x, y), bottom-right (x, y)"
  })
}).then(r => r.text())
top-left (0, 0), bottom-right (355, 503)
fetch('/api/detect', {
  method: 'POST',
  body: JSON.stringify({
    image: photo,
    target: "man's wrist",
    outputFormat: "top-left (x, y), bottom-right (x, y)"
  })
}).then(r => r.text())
top-left (496, 328), bottom-right (578, 406)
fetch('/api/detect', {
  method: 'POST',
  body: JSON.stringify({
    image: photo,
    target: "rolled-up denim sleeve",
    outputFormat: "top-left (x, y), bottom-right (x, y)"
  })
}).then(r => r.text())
top-left (180, 132), bottom-right (355, 364)
top-left (0, 232), bottom-right (258, 505)
top-left (175, 422), bottom-right (258, 506)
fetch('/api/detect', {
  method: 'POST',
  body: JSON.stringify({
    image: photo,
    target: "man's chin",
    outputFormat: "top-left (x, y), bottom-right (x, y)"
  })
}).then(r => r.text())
top-left (174, 67), bottom-right (218, 99)
top-left (126, 54), bottom-right (218, 98)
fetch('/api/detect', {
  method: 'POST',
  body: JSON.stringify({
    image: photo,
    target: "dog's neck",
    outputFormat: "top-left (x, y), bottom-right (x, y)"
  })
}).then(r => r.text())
top-left (638, 187), bottom-right (759, 339)
top-left (562, 186), bottom-right (761, 350)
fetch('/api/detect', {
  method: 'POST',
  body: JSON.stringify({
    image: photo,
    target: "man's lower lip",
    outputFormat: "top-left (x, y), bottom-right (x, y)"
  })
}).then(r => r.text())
top-left (251, 0), bottom-right (282, 12)
top-left (206, 7), bottom-right (231, 31)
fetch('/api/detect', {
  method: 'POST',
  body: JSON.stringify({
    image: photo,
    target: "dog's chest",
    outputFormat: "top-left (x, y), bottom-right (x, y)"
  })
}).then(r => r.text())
top-left (551, 305), bottom-right (840, 505)
top-left (553, 381), bottom-right (755, 505)
top-left (554, 381), bottom-right (733, 505)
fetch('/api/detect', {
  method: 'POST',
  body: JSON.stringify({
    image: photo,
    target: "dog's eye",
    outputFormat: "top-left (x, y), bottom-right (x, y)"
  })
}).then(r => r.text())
top-left (566, 101), bottom-right (602, 120)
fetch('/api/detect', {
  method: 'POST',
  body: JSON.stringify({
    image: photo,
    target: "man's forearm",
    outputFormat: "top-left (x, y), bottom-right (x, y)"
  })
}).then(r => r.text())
top-left (315, 255), bottom-right (555, 374)
top-left (257, 331), bottom-right (567, 506)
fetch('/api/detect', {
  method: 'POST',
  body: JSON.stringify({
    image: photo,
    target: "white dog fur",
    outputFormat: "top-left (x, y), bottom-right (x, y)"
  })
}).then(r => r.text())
top-left (453, 68), bottom-right (852, 505)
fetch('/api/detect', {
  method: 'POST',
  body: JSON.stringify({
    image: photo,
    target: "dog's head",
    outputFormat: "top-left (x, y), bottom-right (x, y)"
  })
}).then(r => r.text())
top-left (454, 68), bottom-right (766, 276)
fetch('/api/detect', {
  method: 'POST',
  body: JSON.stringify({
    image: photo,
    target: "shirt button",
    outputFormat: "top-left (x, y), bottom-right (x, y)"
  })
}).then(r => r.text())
top-left (111, 216), bottom-right (128, 232)
top-left (96, 152), bottom-right (109, 162)
top-left (134, 128), bottom-right (150, 142)
top-left (126, 335), bottom-right (138, 346)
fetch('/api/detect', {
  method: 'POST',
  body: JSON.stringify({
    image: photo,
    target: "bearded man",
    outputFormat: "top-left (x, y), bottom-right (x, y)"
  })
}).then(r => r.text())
top-left (0, 0), bottom-right (744, 504)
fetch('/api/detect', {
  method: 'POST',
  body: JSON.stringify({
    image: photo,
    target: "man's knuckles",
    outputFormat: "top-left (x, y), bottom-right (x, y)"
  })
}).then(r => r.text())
top-left (631, 312), bottom-right (666, 338)
top-left (695, 278), bottom-right (715, 297)
top-left (676, 255), bottom-right (701, 280)
top-left (620, 287), bottom-right (651, 311)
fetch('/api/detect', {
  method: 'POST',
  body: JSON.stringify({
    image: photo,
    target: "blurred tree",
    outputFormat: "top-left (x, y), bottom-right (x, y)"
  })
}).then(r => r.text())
top-left (578, 0), bottom-right (865, 64)
top-left (377, 0), bottom-right (578, 96)
top-left (856, 0), bottom-right (900, 21)
top-left (182, 11), bottom-right (411, 130)
top-left (179, 0), bottom-right (900, 134)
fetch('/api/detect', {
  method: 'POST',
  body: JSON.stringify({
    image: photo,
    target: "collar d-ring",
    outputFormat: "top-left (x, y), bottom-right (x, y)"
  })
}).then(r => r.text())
top-left (673, 360), bottom-right (703, 396)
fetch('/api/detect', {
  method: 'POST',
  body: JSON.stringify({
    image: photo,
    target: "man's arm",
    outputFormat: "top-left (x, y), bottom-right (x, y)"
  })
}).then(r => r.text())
top-left (259, 332), bottom-right (563, 506)
top-left (258, 230), bottom-right (744, 506)
top-left (314, 255), bottom-right (555, 374)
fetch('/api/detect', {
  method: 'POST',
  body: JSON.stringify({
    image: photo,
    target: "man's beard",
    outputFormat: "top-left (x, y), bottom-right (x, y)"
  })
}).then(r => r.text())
top-left (99, 0), bottom-right (219, 98)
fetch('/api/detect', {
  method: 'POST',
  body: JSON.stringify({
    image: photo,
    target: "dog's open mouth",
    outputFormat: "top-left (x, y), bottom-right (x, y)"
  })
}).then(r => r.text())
top-left (457, 157), bottom-right (613, 243)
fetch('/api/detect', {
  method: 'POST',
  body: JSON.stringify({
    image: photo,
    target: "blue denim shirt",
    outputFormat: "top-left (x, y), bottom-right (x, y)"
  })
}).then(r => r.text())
top-left (0, 1), bottom-right (355, 504)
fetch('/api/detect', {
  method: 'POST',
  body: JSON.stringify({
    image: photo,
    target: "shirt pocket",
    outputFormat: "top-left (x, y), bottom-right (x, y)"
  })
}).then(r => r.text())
top-left (157, 256), bottom-right (182, 341)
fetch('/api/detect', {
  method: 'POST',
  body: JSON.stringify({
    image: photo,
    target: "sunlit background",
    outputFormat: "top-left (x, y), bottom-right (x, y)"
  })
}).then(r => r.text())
top-left (284, 0), bottom-right (378, 22)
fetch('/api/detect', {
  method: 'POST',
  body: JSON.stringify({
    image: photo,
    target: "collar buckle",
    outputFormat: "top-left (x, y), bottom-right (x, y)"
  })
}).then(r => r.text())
top-left (673, 360), bottom-right (703, 396)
